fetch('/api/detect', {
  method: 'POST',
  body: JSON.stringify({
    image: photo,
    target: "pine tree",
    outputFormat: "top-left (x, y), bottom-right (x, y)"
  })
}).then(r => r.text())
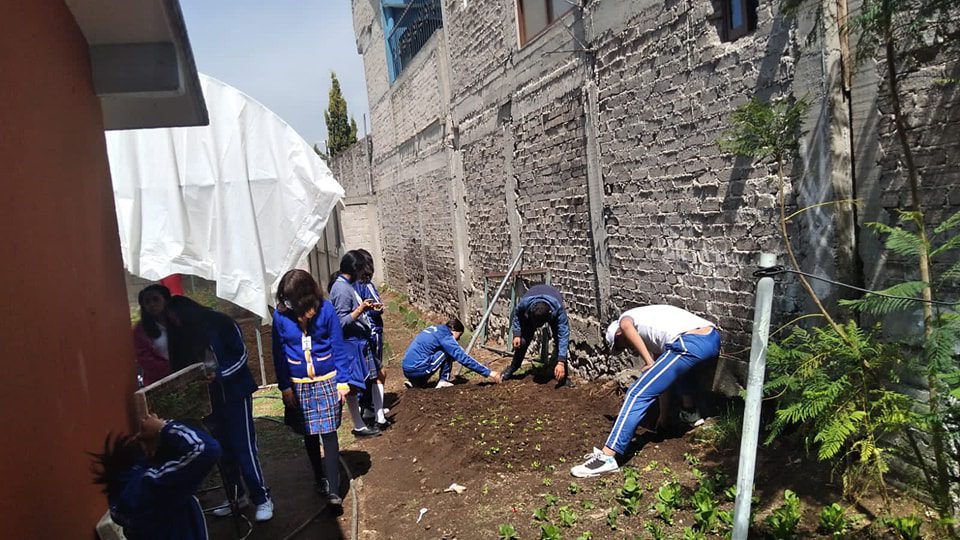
top-left (324, 72), bottom-right (357, 158)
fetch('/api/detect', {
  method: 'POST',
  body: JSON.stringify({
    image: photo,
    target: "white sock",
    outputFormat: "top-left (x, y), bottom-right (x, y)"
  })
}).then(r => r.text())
top-left (373, 383), bottom-right (386, 424)
top-left (345, 394), bottom-right (366, 430)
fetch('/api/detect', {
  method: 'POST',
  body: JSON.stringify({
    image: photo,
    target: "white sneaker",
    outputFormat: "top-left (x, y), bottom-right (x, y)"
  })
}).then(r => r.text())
top-left (210, 496), bottom-right (249, 517)
top-left (570, 448), bottom-right (619, 478)
top-left (254, 499), bottom-right (274, 522)
top-left (435, 379), bottom-right (454, 389)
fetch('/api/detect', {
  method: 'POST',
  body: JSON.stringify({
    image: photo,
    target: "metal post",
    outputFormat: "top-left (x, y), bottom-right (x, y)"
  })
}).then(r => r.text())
top-left (457, 248), bottom-right (524, 375)
top-left (255, 317), bottom-right (267, 386)
top-left (732, 253), bottom-right (777, 540)
top-left (480, 276), bottom-right (489, 344)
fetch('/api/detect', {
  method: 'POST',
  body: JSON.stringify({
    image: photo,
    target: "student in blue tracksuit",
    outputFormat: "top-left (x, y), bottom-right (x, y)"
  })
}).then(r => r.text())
top-left (165, 296), bottom-right (273, 521)
top-left (402, 318), bottom-right (502, 387)
top-left (503, 283), bottom-right (571, 384)
top-left (570, 305), bottom-right (720, 478)
top-left (355, 249), bottom-right (388, 426)
top-left (91, 414), bottom-right (221, 540)
top-left (272, 269), bottom-right (359, 506)
top-left (328, 250), bottom-right (383, 437)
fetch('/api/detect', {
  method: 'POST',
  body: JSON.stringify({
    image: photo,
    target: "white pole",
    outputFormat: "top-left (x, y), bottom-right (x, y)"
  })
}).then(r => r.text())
top-left (732, 253), bottom-right (777, 540)
top-left (255, 317), bottom-right (267, 385)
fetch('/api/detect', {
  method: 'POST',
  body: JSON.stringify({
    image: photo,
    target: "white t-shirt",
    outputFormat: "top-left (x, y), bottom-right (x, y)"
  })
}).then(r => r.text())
top-left (152, 323), bottom-right (170, 360)
top-left (618, 305), bottom-right (714, 355)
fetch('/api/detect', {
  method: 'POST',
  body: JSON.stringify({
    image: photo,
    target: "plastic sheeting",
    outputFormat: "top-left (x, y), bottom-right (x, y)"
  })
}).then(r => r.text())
top-left (107, 74), bottom-right (343, 319)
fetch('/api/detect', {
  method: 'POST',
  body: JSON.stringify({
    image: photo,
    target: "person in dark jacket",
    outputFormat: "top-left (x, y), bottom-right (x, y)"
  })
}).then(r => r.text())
top-left (272, 269), bottom-right (357, 506)
top-left (328, 251), bottom-right (383, 436)
top-left (402, 318), bottom-right (502, 388)
top-left (91, 414), bottom-right (221, 540)
top-left (165, 296), bottom-right (272, 521)
top-left (502, 284), bottom-right (571, 383)
top-left (354, 249), bottom-right (388, 426)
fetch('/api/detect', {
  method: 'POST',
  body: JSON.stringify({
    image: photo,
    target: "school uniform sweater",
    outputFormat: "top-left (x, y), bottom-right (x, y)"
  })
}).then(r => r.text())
top-left (355, 280), bottom-right (384, 330)
top-left (271, 300), bottom-right (361, 392)
top-left (109, 422), bottom-right (222, 540)
top-left (402, 324), bottom-right (491, 377)
top-left (511, 284), bottom-right (571, 361)
top-left (202, 311), bottom-right (257, 404)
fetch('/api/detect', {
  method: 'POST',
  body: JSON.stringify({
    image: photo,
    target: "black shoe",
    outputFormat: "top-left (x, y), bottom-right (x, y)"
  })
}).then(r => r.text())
top-left (559, 378), bottom-right (576, 389)
top-left (501, 368), bottom-right (514, 381)
top-left (375, 420), bottom-right (392, 430)
top-left (327, 492), bottom-right (343, 506)
top-left (315, 478), bottom-right (330, 495)
top-left (351, 425), bottom-right (382, 438)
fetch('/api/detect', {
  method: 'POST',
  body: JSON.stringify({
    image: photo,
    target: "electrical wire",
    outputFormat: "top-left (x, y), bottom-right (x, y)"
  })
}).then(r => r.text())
top-left (753, 265), bottom-right (958, 307)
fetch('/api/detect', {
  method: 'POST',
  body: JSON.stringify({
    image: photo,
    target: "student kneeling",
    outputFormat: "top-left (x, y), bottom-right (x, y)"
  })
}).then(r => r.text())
top-left (402, 318), bottom-right (502, 388)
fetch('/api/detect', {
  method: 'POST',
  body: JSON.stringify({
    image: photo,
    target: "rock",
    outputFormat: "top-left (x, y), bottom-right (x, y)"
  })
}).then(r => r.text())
top-left (613, 367), bottom-right (646, 391)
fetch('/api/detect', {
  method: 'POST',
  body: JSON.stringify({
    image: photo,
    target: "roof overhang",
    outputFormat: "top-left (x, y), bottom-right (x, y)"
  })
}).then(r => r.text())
top-left (64, 0), bottom-right (208, 130)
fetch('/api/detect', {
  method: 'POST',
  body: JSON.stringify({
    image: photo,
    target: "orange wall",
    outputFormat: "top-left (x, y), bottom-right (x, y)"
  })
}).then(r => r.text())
top-left (0, 1), bottom-right (138, 537)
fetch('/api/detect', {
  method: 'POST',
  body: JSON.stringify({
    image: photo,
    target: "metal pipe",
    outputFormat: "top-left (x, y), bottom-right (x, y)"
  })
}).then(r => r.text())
top-left (255, 317), bottom-right (267, 386)
top-left (456, 248), bottom-right (524, 375)
top-left (732, 253), bottom-right (777, 540)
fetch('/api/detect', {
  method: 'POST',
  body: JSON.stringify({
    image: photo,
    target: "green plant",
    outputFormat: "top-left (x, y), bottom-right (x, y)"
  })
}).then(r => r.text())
top-left (765, 489), bottom-right (802, 539)
top-left (691, 488), bottom-right (719, 533)
top-left (533, 506), bottom-right (550, 521)
top-left (581, 500), bottom-right (595, 510)
top-left (644, 521), bottom-right (665, 540)
top-left (575, 532), bottom-right (593, 540)
top-left (818, 503), bottom-right (849, 537)
top-left (765, 321), bottom-right (915, 497)
top-left (682, 527), bottom-right (707, 540)
top-left (618, 466), bottom-right (643, 516)
top-left (693, 401), bottom-right (743, 449)
top-left (558, 506), bottom-right (577, 528)
top-left (544, 494), bottom-right (559, 507)
top-left (606, 507), bottom-right (619, 530)
top-left (886, 515), bottom-right (923, 540)
top-left (568, 482), bottom-right (581, 495)
top-left (539, 523), bottom-right (561, 540)
top-left (542, 477), bottom-right (553, 487)
top-left (654, 481), bottom-right (682, 525)
top-left (498, 523), bottom-right (519, 540)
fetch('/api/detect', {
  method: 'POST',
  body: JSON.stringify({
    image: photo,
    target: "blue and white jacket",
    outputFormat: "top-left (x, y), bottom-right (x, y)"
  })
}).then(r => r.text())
top-left (203, 311), bottom-right (258, 404)
top-left (271, 300), bottom-right (362, 392)
top-left (511, 284), bottom-right (570, 362)
top-left (402, 324), bottom-right (491, 377)
top-left (109, 421), bottom-right (221, 540)
top-left (355, 280), bottom-right (384, 331)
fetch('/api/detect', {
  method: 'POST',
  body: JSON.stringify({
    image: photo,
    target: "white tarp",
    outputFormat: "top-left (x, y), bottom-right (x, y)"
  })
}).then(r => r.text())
top-left (106, 74), bottom-right (343, 319)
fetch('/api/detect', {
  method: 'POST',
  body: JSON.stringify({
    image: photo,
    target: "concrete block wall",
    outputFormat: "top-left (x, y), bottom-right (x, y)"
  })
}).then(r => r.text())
top-left (329, 135), bottom-right (372, 198)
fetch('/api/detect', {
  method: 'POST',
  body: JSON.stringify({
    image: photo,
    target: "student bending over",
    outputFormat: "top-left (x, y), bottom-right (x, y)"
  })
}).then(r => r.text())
top-left (91, 414), bottom-right (221, 540)
top-left (402, 318), bottom-right (502, 388)
top-left (570, 305), bottom-right (719, 478)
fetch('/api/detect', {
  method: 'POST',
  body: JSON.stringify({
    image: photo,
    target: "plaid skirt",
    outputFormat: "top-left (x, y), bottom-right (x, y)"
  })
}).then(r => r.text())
top-left (294, 377), bottom-right (342, 435)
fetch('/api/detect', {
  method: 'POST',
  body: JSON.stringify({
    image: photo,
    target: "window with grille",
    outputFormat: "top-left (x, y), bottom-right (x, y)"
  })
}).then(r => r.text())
top-left (516, 0), bottom-right (574, 46)
top-left (382, 0), bottom-right (444, 82)
top-left (723, 0), bottom-right (758, 41)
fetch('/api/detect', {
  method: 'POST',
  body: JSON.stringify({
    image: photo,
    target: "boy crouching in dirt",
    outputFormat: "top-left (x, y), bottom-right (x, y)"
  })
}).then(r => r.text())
top-left (91, 414), bottom-right (221, 540)
top-left (402, 318), bottom-right (502, 388)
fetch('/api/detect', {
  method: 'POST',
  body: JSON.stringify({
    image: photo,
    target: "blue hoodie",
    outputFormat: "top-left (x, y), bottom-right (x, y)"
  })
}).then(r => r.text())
top-left (402, 324), bottom-right (491, 377)
top-left (203, 311), bottom-right (258, 404)
top-left (511, 284), bottom-right (570, 361)
top-left (109, 422), bottom-right (221, 540)
top-left (271, 300), bottom-right (364, 392)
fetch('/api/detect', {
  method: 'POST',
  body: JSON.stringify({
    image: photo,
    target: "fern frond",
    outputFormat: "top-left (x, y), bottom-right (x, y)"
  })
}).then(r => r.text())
top-left (930, 233), bottom-right (960, 259)
top-left (865, 221), bottom-right (924, 258)
top-left (838, 281), bottom-right (928, 315)
top-left (814, 409), bottom-right (865, 459)
top-left (941, 259), bottom-right (960, 283)
top-left (933, 210), bottom-right (960, 234)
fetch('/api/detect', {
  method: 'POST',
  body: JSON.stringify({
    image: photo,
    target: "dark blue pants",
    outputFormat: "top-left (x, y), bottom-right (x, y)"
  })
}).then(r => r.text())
top-left (403, 351), bottom-right (451, 385)
top-left (209, 395), bottom-right (269, 504)
top-left (605, 330), bottom-right (720, 454)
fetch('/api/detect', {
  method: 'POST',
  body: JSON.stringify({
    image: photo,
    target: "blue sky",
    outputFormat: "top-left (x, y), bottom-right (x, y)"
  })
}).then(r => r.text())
top-left (181, 1), bottom-right (370, 147)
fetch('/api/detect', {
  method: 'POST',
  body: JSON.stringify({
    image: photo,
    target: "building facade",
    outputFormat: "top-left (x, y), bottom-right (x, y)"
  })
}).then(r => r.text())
top-left (344, 0), bottom-right (959, 388)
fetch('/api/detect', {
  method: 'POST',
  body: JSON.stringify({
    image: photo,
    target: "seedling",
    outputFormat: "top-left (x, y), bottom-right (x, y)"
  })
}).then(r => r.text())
top-left (682, 526), bottom-right (707, 540)
top-left (543, 494), bottom-right (559, 507)
top-left (606, 507), bottom-right (619, 530)
top-left (654, 481), bottom-right (682, 525)
top-left (575, 532), bottom-right (593, 540)
top-left (533, 506), bottom-right (550, 521)
top-left (568, 482), bottom-right (581, 495)
top-left (818, 503), bottom-right (849, 537)
top-left (581, 500), bottom-right (595, 510)
top-left (617, 467), bottom-right (643, 516)
top-left (684, 452), bottom-right (701, 466)
top-left (482, 484), bottom-right (491, 496)
top-left (558, 506), bottom-right (578, 528)
top-left (497, 523), bottom-right (519, 540)
top-left (885, 514), bottom-right (922, 540)
top-left (644, 521), bottom-right (666, 540)
top-left (691, 488), bottom-right (719, 533)
top-left (542, 477), bottom-right (553, 487)
top-left (531, 460), bottom-right (542, 470)
top-left (539, 523), bottom-right (561, 540)
top-left (765, 489), bottom-right (801, 539)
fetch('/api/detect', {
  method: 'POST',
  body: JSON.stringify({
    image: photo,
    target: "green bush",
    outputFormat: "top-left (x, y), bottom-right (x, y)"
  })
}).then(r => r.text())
top-left (765, 489), bottom-right (802, 539)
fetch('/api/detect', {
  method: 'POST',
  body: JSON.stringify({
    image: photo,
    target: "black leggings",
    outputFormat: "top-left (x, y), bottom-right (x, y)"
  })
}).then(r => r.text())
top-left (304, 432), bottom-right (341, 494)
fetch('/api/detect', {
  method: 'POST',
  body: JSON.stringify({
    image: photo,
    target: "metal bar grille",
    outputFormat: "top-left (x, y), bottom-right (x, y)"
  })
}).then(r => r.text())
top-left (386, 0), bottom-right (443, 80)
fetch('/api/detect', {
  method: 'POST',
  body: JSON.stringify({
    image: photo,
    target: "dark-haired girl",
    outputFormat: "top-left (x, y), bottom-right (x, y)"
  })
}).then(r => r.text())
top-left (165, 296), bottom-right (273, 522)
top-left (132, 284), bottom-right (173, 386)
top-left (328, 251), bottom-right (382, 437)
top-left (272, 269), bottom-right (359, 505)
top-left (354, 249), bottom-right (388, 426)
